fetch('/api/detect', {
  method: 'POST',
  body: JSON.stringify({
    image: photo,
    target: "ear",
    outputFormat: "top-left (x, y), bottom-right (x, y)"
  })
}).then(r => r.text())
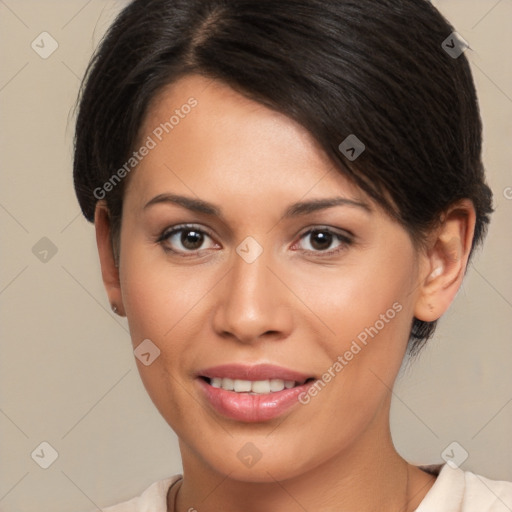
top-left (94, 201), bottom-right (125, 316)
top-left (414, 199), bottom-right (476, 322)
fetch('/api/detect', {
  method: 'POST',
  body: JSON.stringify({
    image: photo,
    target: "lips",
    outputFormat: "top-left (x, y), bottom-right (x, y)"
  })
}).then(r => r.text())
top-left (196, 364), bottom-right (316, 422)
top-left (198, 363), bottom-right (313, 382)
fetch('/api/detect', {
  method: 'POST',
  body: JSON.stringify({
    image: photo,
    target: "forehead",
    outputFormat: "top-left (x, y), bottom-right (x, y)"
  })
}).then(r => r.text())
top-left (127, 74), bottom-right (368, 208)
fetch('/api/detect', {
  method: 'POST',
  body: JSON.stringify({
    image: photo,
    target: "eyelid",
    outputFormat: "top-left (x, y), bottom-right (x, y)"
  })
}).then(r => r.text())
top-left (295, 225), bottom-right (354, 242)
top-left (157, 223), bottom-right (216, 242)
top-left (157, 223), bottom-right (220, 254)
top-left (291, 226), bottom-right (354, 254)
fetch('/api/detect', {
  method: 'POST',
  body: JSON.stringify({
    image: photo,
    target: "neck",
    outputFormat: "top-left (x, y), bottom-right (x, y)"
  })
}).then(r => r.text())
top-left (173, 406), bottom-right (434, 512)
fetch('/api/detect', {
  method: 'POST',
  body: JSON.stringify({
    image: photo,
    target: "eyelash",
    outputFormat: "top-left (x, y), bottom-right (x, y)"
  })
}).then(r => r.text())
top-left (156, 224), bottom-right (353, 258)
top-left (156, 224), bottom-right (218, 257)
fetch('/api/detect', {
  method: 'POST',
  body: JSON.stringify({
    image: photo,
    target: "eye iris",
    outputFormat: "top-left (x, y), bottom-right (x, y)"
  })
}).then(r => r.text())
top-left (181, 230), bottom-right (204, 250)
top-left (310, 230), bottom-right (332, 250)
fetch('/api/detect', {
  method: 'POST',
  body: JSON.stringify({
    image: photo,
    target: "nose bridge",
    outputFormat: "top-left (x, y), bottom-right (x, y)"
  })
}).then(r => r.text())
top-left (231, 250), bottom-right (270, 305)
top-left (212, 242), bottom-right (292, 342)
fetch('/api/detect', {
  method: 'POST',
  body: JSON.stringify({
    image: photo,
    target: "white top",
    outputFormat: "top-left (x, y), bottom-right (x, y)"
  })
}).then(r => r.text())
top-left (99, 464), bottom-right (512, 512)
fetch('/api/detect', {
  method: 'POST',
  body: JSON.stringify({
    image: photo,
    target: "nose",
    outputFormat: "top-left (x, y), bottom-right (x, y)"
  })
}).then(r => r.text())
top-left (212, 249), bottom-right (294, 344)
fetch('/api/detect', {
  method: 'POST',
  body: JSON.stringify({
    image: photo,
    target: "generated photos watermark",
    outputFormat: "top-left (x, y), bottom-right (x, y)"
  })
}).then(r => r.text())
top-left (298, 301), bottom-right (403, 405)
top-left (93, 97), bottom-right (198, 200)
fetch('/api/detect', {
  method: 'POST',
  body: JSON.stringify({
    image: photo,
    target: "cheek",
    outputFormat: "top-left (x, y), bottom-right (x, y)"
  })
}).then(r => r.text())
top-left (118, 236), bottom-right (208, 342)
top-left (286, 256), bottom-right (413, 348)
top-left (118, 251), bottom-right (200, 429)
top-left (117, 240), bottom-right (216, 410)
top-left (119, 266), bottom-right (166, 344)
top-left (291, 252), bottom-right (415, 404)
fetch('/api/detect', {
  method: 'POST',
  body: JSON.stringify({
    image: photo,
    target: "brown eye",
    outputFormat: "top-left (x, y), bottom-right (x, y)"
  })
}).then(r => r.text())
top-left (180, 229), bottom-right (204, 250)
top-left (296, 227), bottom-right (352, 255)
top-left (309, 230), bottom-right (334, 251)
top-left (158, 225), bottom-right (217, 254)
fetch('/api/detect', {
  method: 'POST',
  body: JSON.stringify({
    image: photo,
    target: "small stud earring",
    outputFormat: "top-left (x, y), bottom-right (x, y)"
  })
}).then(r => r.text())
top-left (111, 304), bottom-right (118, 314)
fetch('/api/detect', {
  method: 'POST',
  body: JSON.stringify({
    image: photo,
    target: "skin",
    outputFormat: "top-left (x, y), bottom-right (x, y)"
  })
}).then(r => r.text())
top-left (95, 74), bottom-right (476, 512)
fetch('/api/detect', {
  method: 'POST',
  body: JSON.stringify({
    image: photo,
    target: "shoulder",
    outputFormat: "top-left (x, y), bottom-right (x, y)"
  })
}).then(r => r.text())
top-left (97, 475), bottom-right (183, 512)
top-left (416, 464), bottom-right (512, 512)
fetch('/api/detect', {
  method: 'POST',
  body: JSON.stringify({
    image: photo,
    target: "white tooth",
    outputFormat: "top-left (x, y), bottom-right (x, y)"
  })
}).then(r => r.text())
top-left (234, 379), bottom-right (252, 392)
top-left (269, 379), bottom-right (285, 392)
top-left (222, 377), bottom-right (234, 390)
top-left (211, 377), bottom-right (222, 388)
top-left (214, 378), bottom-right (296, 393)
top-left (252, 380), bottom-right (271, 394)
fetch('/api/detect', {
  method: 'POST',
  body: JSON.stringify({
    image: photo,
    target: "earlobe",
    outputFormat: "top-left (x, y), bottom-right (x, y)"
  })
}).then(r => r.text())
top-left (414, 199), bottom-right (476, 322)
top-left (94, 202), bottom-right (125, 316)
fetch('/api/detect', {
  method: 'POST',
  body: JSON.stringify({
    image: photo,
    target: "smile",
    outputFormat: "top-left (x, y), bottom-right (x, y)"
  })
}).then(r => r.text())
top-left (196, 364), bottom-right (317, 422)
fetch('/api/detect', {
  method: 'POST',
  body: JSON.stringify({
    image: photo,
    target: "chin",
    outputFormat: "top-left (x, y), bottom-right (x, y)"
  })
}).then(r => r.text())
top-left (190, 436), bottom-right (323, 484)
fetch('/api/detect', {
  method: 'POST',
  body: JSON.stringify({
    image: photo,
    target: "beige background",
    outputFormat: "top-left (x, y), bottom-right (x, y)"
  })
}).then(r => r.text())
top-left (0, 1), bottom-right (511, 511)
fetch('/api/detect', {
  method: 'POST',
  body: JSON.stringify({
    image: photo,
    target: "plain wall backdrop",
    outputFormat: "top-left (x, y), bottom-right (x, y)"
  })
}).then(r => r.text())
top-left (0, 1), bottom-right (511, 511)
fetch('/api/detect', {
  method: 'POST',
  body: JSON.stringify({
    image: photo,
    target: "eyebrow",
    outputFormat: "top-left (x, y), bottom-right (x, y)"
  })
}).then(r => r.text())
top-left (282, 197), bottom-right (371, 217)
top-left (144, 193), bottom-right (220, 216)
top-left (143, 193), bottom-right (372, 219)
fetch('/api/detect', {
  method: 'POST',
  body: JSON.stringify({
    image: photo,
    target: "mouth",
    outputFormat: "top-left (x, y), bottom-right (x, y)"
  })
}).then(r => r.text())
top-left (195, 364), bottom-right (317, 422)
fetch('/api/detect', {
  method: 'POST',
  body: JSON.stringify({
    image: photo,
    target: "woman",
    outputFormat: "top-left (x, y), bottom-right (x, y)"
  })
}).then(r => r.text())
top-left (73, 0), bottom-right (512, 510)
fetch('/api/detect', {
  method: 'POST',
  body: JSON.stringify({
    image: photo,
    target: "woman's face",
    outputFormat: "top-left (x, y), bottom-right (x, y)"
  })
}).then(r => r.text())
top-left (116, 74), bottom-right (426, 481)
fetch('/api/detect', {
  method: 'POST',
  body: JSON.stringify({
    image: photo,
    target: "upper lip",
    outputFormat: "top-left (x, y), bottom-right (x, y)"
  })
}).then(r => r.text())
top-left (197, 364), bottom-right (314, 383)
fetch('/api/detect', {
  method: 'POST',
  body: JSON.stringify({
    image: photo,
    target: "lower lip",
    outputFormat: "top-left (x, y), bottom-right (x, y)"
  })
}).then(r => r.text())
top-left (197, 378), bottom-right (315, 422)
